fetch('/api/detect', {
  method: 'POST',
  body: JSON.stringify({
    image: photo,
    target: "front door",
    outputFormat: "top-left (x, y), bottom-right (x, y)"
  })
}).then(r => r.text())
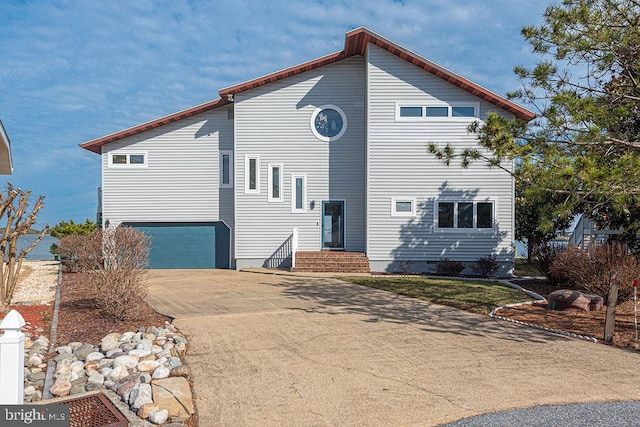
top-left (322, 200), bottom-right (345, 249)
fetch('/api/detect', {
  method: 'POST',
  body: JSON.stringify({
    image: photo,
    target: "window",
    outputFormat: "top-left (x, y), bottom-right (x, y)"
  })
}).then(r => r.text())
top-left (268, 164), bottom-right (283, 202)
top-left (399, 106), bottom-right (423, 117)
top-left (396, 103), bottom-right (478, 121)
top-left (310, 104), bottom-right (347, 142)
top-left (219, 151), bottom-right (233, 188)
top-left (436, 200), bottom-right (495, 230)
top-left (391, 198), bottom-right (416, 217)
top-left (291, 173), bottom-right (307, 213)
top-left (108, 152), bottom-right (147, 167)
top-left (244, 155), bottom-right (260, 193)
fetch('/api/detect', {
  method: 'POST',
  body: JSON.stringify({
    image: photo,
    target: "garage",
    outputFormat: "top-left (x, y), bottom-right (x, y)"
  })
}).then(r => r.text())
top-left (124, 222), bottom-right (230, 269)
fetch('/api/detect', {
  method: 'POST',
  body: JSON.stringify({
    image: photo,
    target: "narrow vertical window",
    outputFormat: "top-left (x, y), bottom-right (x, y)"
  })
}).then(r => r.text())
top-left (244, 155), bottom-right (260, 193)
top-left (268, 164), bottom-right (283, 202)
top-left (220, 151), bottom-right (233, 188)
top-left (291, 174), bottom-right (307, 213)
top-left (438, 202), bottom-right (454, 228)
top-left (477, 202), bottom-right (493, 228)
top-left (457, 202), bottom-right (474, 228)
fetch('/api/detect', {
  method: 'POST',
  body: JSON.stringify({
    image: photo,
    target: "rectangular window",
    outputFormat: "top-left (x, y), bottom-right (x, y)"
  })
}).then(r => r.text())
top-left (477, 202), bottom-right (493, 228)
top-left (438, 202), bottom-right (454, 228)
top-left (399, 106), bottom-right (423, 117)
top-left (397, 103), bottom-right (478, 121)
top-left (108, 152), bottom-right (147, 167)
top-left (220, 151), bottom-right (233, 188)
top-left (244, 155), bottom-right (260, 193)
top-left (291, 174), bottom-right (307, 213)
top-left (268, 164), bottom-right (283, 202)
top-left (436, 200), bottom-right (495, 230)
top-left (425, 106), bottom-right (449, 117)
top-left (452, 106), bottom-right (475, 117)
top-left (391, 198), bottom-right (416, 217)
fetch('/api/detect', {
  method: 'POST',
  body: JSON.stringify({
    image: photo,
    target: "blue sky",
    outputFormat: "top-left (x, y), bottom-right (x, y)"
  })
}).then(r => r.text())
top-left (0, 0), bottom-right (548, 229)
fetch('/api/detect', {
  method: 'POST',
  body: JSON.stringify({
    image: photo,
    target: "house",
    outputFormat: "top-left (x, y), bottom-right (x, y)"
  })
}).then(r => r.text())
top-left (80, 27), bottom-right (534, 274)
top-left (0, 120), bottom-right (14, 175)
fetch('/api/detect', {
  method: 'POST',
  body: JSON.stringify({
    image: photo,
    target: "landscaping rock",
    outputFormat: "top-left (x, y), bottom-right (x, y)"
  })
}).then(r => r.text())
top-left (547, 289), bottom-right (591, 312)
top-left (149, 409), bottom-right (169, 425)
top-left (138, 403), bottom-right (159, 420)
top-left (152, 377), bottom-right (195, 417)
top-left (50, 380), bottom-right (72, 397)
top-left (73, 343), bottom-right (95, 360)
top-left (101, 333), bottom-right (120, 352)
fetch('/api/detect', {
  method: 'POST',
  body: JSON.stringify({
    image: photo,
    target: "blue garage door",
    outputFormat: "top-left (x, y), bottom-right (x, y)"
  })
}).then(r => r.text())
top-left (124, 222), bottom-right (230, 269)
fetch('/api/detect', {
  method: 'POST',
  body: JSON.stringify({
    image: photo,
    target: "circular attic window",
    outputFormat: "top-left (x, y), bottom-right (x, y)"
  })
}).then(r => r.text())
top-left (310, 104), bottom-right (347, 142)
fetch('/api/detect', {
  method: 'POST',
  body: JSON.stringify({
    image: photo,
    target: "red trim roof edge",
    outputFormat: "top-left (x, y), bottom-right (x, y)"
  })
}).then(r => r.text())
top-left (80, 98), bottom-right (228, 154)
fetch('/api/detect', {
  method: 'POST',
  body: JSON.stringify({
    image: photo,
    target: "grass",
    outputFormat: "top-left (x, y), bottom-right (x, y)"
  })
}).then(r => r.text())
top-left (514, 258), bottom-right (543, 277)
top-left (341, 276), bottom-right (531, 315)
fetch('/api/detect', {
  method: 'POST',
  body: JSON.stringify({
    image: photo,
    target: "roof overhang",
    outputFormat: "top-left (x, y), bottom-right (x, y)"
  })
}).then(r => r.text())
top-left (81, 27), bottom-right (535, 154)
top-left (0, 120), bottom-right (14, 175)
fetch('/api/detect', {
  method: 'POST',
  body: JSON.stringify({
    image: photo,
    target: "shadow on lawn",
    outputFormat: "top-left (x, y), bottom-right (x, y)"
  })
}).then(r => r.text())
top-left (267, 276), bottom-right (569, 345)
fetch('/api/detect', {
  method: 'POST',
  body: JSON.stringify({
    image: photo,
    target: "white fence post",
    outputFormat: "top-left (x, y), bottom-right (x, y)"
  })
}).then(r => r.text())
top-left (0, 309), bottom-right (26, 404)
top-left (292, 227), bottom-right (298, 269)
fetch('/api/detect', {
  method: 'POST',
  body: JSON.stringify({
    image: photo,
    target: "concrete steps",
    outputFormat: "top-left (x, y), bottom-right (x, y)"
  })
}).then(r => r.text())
top-left (292, 251), bottom-right (370, 273)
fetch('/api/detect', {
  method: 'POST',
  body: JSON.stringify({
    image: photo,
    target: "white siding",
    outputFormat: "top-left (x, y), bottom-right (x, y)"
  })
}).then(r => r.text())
top-left (234, 56), bottom-right (366, 265)
top-left (102, 108), bottom-right (233, 224)
top-left (366, 44), bottom-right (514, 270)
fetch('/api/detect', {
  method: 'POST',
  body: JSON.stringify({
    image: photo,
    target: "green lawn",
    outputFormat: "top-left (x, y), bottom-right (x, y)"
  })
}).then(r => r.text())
top-left (341, 276), bottom-right (531, 315)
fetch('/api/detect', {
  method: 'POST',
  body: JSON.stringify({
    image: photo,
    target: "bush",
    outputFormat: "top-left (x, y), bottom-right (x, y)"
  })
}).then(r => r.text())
top-left (472, 255), bottom-right (499, 277)
top-left (530, 242), bottom-right (565, 278)
top-left (60, 226), bottom-right (151, 320)
top-left (434, 259), bottom-right (465, 276)
top-left (549, 243), bottom-right (640, 302)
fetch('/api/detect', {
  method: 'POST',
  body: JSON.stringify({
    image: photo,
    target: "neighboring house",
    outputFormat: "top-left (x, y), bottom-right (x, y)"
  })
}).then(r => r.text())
top-left (0, 120), bottom-right (14, 175)
top-left (80, 27), bottom-right (534, 274)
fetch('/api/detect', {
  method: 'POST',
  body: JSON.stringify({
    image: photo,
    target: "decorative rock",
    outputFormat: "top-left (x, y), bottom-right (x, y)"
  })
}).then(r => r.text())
top-left (50, 380), bottom-right (72, 397)
top-left (137, 360), bottom-right (159, 372)
top-left (138, 403), bottom-right (159, 419)
top-left (139, 373), bottom-right (152, 384)
top-left (28, 353), bottom-right (43, 367)
top-left (87, 373), bottom-right (104, 386)
top-left (131, 383), bottom-right (153, 409)
top-left (108, 364), bottom-right (129, 382)
top-left (73, 343), bottom-right (95, 360)
top-left (24, 385), bottom-right (36, 396)
top-left (98, 358), bottom-right (114, 368)
top-left (152, 366), bottom-right (170, 379)
top-left (101, 333), bottom-right (120, 352)
top-left (117, 380), bottom-right (136, 397)
top-left (114, 355), bottom-right (139, 369)
top-left (68, 342), bottom-right (83, 351)
top-left (100, 367), bottom-right (113, 378)
top-left (547, 289), bottom-right (591, 312)
top-left (70, 361), bottom-right (85, 373)
top-left (106, 349), bottom-right (125, 359)
top-left (84, 360), bottom-right (100, 376)
top-left (151, 377), bottom-right (195, 417)
top-left (151, 345), bottom-right (164, 354)
top-left (119, 331), bottom-right (136, 342)
top-left (55, 352), bottom-right (75, 363)
top-left (56, 345), bottom-right (72, 354)
top-left (129, 349), bottom-right (151, 358)
top-left (85, 351), bottom-right (105, 362)
top-left (149, 409), bottom-right (169, 425)
top-left (70, 384), bottom-right (86, 395)
top-left (169, 365), bottom-right (191, 379)
top-left (28, 371), bottom-right (46, 382)
top-left (167, 357), bottom-right (182, 368)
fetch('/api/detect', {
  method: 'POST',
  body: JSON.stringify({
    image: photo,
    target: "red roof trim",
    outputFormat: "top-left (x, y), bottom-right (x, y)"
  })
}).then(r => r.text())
top-left (81, 27), bottom-right (534, 154)
top-left (80, 98), bottom-right (228, 154)
top-left (220, 27), bottom-right (534, 121)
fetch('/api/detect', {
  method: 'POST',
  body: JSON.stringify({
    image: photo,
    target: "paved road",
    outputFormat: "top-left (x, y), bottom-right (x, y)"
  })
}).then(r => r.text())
top-left (147, 270), bottom-right (640, 426)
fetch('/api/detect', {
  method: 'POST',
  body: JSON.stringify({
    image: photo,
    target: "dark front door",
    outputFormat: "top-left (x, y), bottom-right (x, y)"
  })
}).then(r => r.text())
top-left (322, 201), bottom-right (344, 249)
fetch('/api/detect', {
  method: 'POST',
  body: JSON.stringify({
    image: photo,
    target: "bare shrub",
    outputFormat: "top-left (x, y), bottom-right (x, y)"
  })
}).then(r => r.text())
top-left (57, 233), bottom-right (102, 272)
top-left (90, 226), bottom-right (150, 321)
top-left (471, 255), bottom-right (499, 277)
top-left (549, 243), bottom-right (640, 302)
top-left (530, 243), bottom-right (565, 279)
top-left (434, 259), bottom-right (465, 276)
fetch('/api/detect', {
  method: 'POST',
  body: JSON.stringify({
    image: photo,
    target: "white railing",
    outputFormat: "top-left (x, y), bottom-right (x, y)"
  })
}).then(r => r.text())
top-left (0, 309), bottom-right (25, 404)
top-left (291, 227), bottom-right (298, 269)
top-left (568, 215), bottom-right (623, 248)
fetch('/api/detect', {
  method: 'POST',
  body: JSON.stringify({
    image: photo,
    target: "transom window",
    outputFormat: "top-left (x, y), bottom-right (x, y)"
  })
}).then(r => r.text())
top-left (436, 200), bottom-right (494, 230)
top-left (108, 152), bottom-right (147, 167)
top-left (396, 103), bottom-right (478, 120)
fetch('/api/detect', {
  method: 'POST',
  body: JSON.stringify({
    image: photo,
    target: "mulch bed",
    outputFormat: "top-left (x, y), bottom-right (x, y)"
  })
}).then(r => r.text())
top-left (55, 272), bottom-right (172, 346)
top-left (498, 279), bottom-right (640, 351)
top-left (0, 304), bottom-right (54, 338)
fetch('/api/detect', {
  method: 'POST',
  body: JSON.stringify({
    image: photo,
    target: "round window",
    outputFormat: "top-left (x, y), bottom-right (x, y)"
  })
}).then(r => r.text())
top-left (310, 104), bottom-right (347, 142)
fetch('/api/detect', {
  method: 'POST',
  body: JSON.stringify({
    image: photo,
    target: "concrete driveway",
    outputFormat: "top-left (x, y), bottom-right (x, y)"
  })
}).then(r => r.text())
top-left (147, 270), bottom-right (640, 426)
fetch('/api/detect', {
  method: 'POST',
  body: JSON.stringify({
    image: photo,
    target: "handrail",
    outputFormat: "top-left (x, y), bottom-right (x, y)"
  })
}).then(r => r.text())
top-left (291, 228), bottom-right (298, 269)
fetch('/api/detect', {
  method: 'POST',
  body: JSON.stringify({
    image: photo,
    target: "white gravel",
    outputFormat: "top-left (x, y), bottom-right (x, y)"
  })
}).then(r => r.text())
top-left (12, 260), bottom-right (59, 305)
